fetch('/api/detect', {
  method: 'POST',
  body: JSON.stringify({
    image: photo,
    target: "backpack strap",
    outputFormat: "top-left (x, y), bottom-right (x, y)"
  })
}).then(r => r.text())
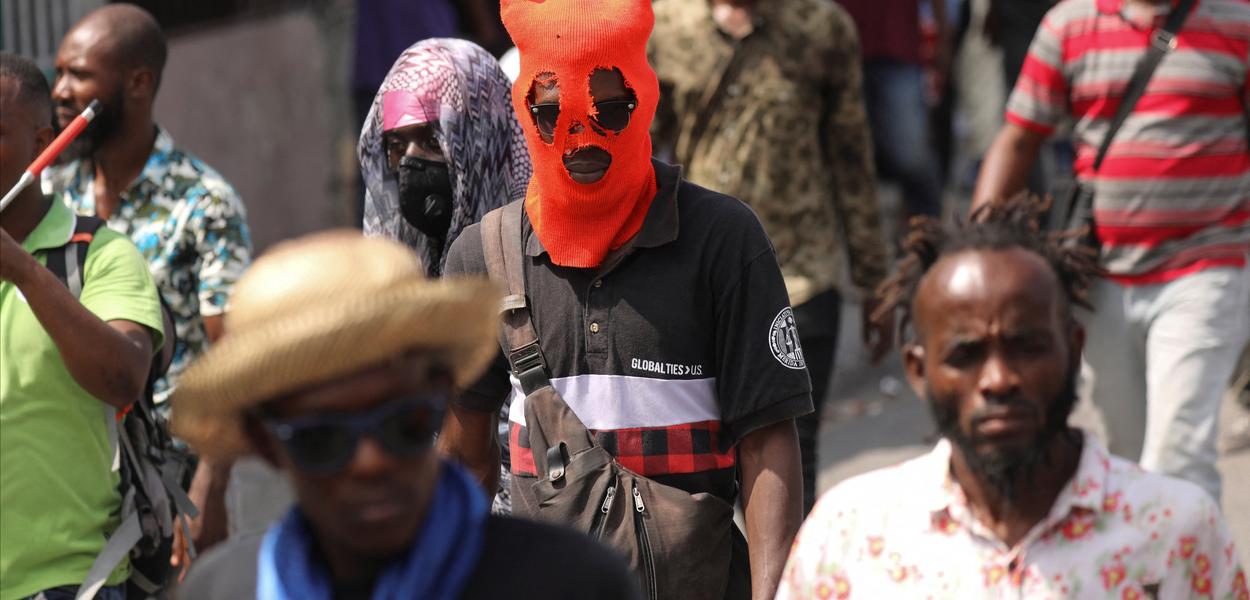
top-left (43, 214), bottom-right (105, 299)
top-left (480, 201), bottom-right (551, 395)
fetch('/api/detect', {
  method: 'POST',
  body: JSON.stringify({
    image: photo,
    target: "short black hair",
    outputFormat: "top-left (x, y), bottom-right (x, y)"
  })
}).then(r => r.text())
top-left (0, 52), bottom-right (53, 126)
top-left (76, 4), bottom-right (168, 90)
top-left (112, 10), bottom-right (167, 88)
top-left (874, 194), bottom-right (1101, 342)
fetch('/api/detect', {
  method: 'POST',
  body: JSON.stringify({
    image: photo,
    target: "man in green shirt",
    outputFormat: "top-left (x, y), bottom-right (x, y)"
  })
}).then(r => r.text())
top-left (0, 52), bottom-right (164, 600)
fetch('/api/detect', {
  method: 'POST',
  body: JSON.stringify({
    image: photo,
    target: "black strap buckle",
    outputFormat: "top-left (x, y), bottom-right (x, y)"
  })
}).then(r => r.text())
top-left (1151, 29), bottom-right (1177, 52)
top-left (509, 342), bottom-right (550, 394)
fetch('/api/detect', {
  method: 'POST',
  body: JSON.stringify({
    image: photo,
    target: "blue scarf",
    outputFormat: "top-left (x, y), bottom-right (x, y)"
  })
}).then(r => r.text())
top-left (257, 462), bottom-right (488, 600)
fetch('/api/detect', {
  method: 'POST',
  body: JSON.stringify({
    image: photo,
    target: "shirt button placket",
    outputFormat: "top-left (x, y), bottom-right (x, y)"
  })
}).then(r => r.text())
top-left (586, 278), bottom-right (608, 358)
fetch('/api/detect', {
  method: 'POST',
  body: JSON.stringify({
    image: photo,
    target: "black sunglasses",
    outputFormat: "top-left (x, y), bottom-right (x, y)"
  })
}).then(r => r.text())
top-left (529, 99), bottom-right (637, 138)
top-left (261, 394), bottom-right (446, 474)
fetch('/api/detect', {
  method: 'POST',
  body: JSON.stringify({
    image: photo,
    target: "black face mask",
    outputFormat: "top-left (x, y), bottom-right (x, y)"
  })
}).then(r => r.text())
top-left (396, 156), bottom-right (453, 239)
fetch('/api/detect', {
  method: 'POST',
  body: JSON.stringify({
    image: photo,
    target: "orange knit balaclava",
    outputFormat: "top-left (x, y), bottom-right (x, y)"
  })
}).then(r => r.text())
top-left (502, 0), bottom-right (659, 268)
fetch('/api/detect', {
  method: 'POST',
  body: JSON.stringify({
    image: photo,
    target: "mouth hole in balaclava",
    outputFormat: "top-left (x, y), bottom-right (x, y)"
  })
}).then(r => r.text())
top-left (526, 71), bottom-right (561, 144)
top-left (587, 67), bottom-right (636, 137)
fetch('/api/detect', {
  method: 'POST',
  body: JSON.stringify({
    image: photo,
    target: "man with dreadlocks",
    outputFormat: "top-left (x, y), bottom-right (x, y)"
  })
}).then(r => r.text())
top-left (777, 197), bottom-right (1246, 599)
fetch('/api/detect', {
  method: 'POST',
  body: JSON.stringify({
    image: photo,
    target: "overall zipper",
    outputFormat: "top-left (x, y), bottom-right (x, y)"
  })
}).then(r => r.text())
top-left (632, 483), bottom-right (657, 600)
top-left (590, 483), bottom-right (617, 541)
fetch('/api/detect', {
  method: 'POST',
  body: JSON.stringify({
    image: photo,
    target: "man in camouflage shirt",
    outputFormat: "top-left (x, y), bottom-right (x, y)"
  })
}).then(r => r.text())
top-left (650, 0), bottom-right (890, 514)
top-left (43, 4), bottom-right (251, 572)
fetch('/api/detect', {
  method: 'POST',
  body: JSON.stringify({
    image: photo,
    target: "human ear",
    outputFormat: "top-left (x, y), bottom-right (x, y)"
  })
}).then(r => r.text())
top-left (127, 68), bottom-right (155, 100)
top-left (1068, 320), bottom-right (1086, 373)
top-left (902, 343), bottom-right (928, 400)
top-left (32, 125), bottom-right (55, 161)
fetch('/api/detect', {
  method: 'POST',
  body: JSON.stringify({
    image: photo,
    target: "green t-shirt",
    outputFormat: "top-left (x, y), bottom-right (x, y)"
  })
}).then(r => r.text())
top-left (0, 198), bottom-right (164, 600)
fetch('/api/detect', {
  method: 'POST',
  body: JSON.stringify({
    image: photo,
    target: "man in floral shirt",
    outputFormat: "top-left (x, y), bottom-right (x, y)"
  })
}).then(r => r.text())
top-left (779, 197), bottom-right (1246, 599)
top-left (42, 4), bottom-right (251, 572)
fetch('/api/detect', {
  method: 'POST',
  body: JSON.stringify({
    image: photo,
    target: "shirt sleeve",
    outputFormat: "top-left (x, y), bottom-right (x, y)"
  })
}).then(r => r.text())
top-left (713, 206), bottom-right (813, 446)
top-left (445, 225), bottom-right (512, 412)
top-left (79, 230), bottom-right (166, 352)
top-left (822, 6), bottom-right (888, 293)
top-left (1004, 8), bottom-right (1069, 136)
top-left (192, 187), bottom-right (252, 317)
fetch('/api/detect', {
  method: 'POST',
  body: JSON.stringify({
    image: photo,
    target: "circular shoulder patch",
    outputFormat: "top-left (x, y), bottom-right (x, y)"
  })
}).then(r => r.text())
top-left (768, 307), bottom-right (806, 370)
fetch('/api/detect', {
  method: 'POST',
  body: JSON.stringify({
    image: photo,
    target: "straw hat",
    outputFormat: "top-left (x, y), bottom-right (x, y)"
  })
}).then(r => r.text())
top-left (172, 229), bottom-right (502, 459)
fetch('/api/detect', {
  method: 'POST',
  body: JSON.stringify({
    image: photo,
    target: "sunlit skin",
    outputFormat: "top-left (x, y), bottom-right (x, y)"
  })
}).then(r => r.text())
top-left (384, 123), bottom-right (445, 170)
top-left (0, 77), bottom-right (55, 241)
top-left (245, 355), bottom-right (451, 584)
top-left (903, 248), bottom-right (1085, 547)
top-left (51, 23), bottom-right (126, 131)
top-left (528, 68), bottom-right (635, 184)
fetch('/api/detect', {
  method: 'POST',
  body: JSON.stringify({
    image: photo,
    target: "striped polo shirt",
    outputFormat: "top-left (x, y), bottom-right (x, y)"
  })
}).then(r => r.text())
top-left (445, 160), bottom-right (814, 501)
top-left (1007, 0), bottom-right (1250, 283)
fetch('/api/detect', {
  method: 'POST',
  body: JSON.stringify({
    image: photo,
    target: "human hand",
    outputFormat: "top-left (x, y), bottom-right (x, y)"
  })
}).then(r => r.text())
top-left (861, 298), bottom-right (894, 365)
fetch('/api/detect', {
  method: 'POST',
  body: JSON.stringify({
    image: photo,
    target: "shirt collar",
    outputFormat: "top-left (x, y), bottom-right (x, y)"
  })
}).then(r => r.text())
top-left (69, 126), bottom-right (177, 206)
top-left (21, 195), bottom-right (77, 253)
top-left (919, 431), bottom-right (1110, 517)
top-left (525, 159), bottom-right (683, 258)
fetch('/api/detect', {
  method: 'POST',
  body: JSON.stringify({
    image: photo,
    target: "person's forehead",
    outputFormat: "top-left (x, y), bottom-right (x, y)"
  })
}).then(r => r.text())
top-left (59, 23), bottom-right (121, 67)
top-left (915, 248), bottom-right (1063, 337)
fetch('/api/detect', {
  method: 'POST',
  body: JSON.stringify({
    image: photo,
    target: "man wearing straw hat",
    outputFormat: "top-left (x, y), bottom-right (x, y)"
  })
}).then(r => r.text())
top-left (174, 230), bottom-right (638, 600)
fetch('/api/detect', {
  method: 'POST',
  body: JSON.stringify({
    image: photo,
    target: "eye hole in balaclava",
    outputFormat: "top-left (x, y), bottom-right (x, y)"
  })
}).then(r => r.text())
top-left (586, 67), bottom-right (637, 137)
top-left (526, 67), bottom-right (638, 144)
top-left (527, 71), bottom-right (561, 144)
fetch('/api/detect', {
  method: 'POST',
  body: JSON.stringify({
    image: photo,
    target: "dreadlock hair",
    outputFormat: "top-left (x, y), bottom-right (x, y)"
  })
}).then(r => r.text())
top-left (874, 193), bottom-right (1101, 343)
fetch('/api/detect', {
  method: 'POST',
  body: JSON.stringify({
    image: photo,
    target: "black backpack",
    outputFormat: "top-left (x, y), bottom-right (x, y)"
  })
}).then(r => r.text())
top-left (40, 215), bottom-right (199, 600)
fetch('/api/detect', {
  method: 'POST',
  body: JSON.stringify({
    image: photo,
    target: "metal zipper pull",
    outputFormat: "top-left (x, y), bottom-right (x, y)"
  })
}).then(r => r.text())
top-left (632, 484), bottom-right (646, 513)
top-left (601, 485), bottom-right (617, 513)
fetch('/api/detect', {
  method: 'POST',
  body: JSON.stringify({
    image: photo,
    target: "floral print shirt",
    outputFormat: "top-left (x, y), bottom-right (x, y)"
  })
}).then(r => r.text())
top-left (778, 433), bottom-right (1247, 600)
top-left (44, 128), bottom-right (252, 403)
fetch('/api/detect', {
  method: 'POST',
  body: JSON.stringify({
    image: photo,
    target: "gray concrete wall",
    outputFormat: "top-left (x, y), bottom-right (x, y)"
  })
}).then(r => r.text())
top-left (153, 5), bottom-right (357, 254)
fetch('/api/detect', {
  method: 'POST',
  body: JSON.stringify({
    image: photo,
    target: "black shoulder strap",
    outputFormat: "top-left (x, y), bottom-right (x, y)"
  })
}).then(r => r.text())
top-left (1091, 0), bottom-right (1197, 172)
top-left (43, 214), bottom-right (106, 299)
top-left (480, 202), bottom-right (552, 394)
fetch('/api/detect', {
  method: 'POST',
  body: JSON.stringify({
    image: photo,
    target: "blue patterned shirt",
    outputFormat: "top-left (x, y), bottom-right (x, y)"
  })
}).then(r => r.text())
top-left (44, 127), bottom-right (252, 403)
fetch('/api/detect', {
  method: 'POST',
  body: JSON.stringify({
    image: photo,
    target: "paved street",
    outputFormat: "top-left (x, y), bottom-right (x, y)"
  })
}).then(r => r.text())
top-left (817, 300), bottom-right (1250, 568)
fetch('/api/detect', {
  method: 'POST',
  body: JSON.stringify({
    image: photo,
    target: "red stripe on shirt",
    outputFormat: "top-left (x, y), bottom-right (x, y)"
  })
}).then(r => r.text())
top-left (1006, 111), bottom-right (1057, 136)
top-left (1096, 208), bottom-right (1250, 247)
top-left (1071, 93), bottom-right (1247, 120)
top-left (1075, 152), bottom-right (1250, 179)
top-left (1066, 29), bottom-right (1249, 62)
top-left (1109, 256), bottom-right (1248, 285)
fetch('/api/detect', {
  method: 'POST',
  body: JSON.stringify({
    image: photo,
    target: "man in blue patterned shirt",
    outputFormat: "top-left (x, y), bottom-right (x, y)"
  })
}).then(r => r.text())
top-left (42, 3), bottom-right (251, 575)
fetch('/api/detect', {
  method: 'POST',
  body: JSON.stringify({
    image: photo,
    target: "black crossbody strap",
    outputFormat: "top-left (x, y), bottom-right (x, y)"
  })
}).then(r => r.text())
top-left (41, 215), bottom-right (106, 299)
top-left (1092, 0), bottom-right (1196, 172)
top-left (480, 201), bottom-right (552, 394)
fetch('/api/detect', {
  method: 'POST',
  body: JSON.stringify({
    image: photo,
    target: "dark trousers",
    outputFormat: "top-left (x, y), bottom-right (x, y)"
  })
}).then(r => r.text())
top-left (792, 290), bottom-right (841, 515)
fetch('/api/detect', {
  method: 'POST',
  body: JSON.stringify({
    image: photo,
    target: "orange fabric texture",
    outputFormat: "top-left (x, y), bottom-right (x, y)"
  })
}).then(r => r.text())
top-left (502, 0), bottom-right (660, 268)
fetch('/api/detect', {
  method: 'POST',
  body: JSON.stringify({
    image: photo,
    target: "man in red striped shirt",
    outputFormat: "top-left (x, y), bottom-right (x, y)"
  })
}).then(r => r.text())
top-left (973, 0), bottom-right (1250, 501)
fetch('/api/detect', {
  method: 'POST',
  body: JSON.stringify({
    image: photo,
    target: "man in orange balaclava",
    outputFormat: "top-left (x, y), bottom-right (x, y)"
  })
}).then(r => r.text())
top-left (506, 0), bottom-right (660, 268)
top-left (442, 1), bottom-right (811, 598)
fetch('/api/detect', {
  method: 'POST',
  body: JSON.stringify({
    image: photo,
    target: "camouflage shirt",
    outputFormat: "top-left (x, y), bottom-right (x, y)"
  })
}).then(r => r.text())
top-left (650, 0), bottom-right (887, 304)
top-left (44, 128), bottom-right (252, 403)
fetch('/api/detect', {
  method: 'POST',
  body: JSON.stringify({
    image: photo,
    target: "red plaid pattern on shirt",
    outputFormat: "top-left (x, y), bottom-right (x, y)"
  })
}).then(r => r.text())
top-left (509, 419), bottom-right (737, 477)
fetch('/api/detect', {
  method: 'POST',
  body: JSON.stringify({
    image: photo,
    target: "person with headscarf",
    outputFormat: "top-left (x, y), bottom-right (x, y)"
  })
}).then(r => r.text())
top-left (358, 38), bottom-right (530, 516)
top-left (359, 38), bottom-right (531, 278)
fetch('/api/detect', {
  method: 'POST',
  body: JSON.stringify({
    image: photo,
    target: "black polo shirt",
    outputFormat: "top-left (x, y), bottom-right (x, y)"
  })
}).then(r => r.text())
top-left (444, 160), bottom-right (812, 501)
